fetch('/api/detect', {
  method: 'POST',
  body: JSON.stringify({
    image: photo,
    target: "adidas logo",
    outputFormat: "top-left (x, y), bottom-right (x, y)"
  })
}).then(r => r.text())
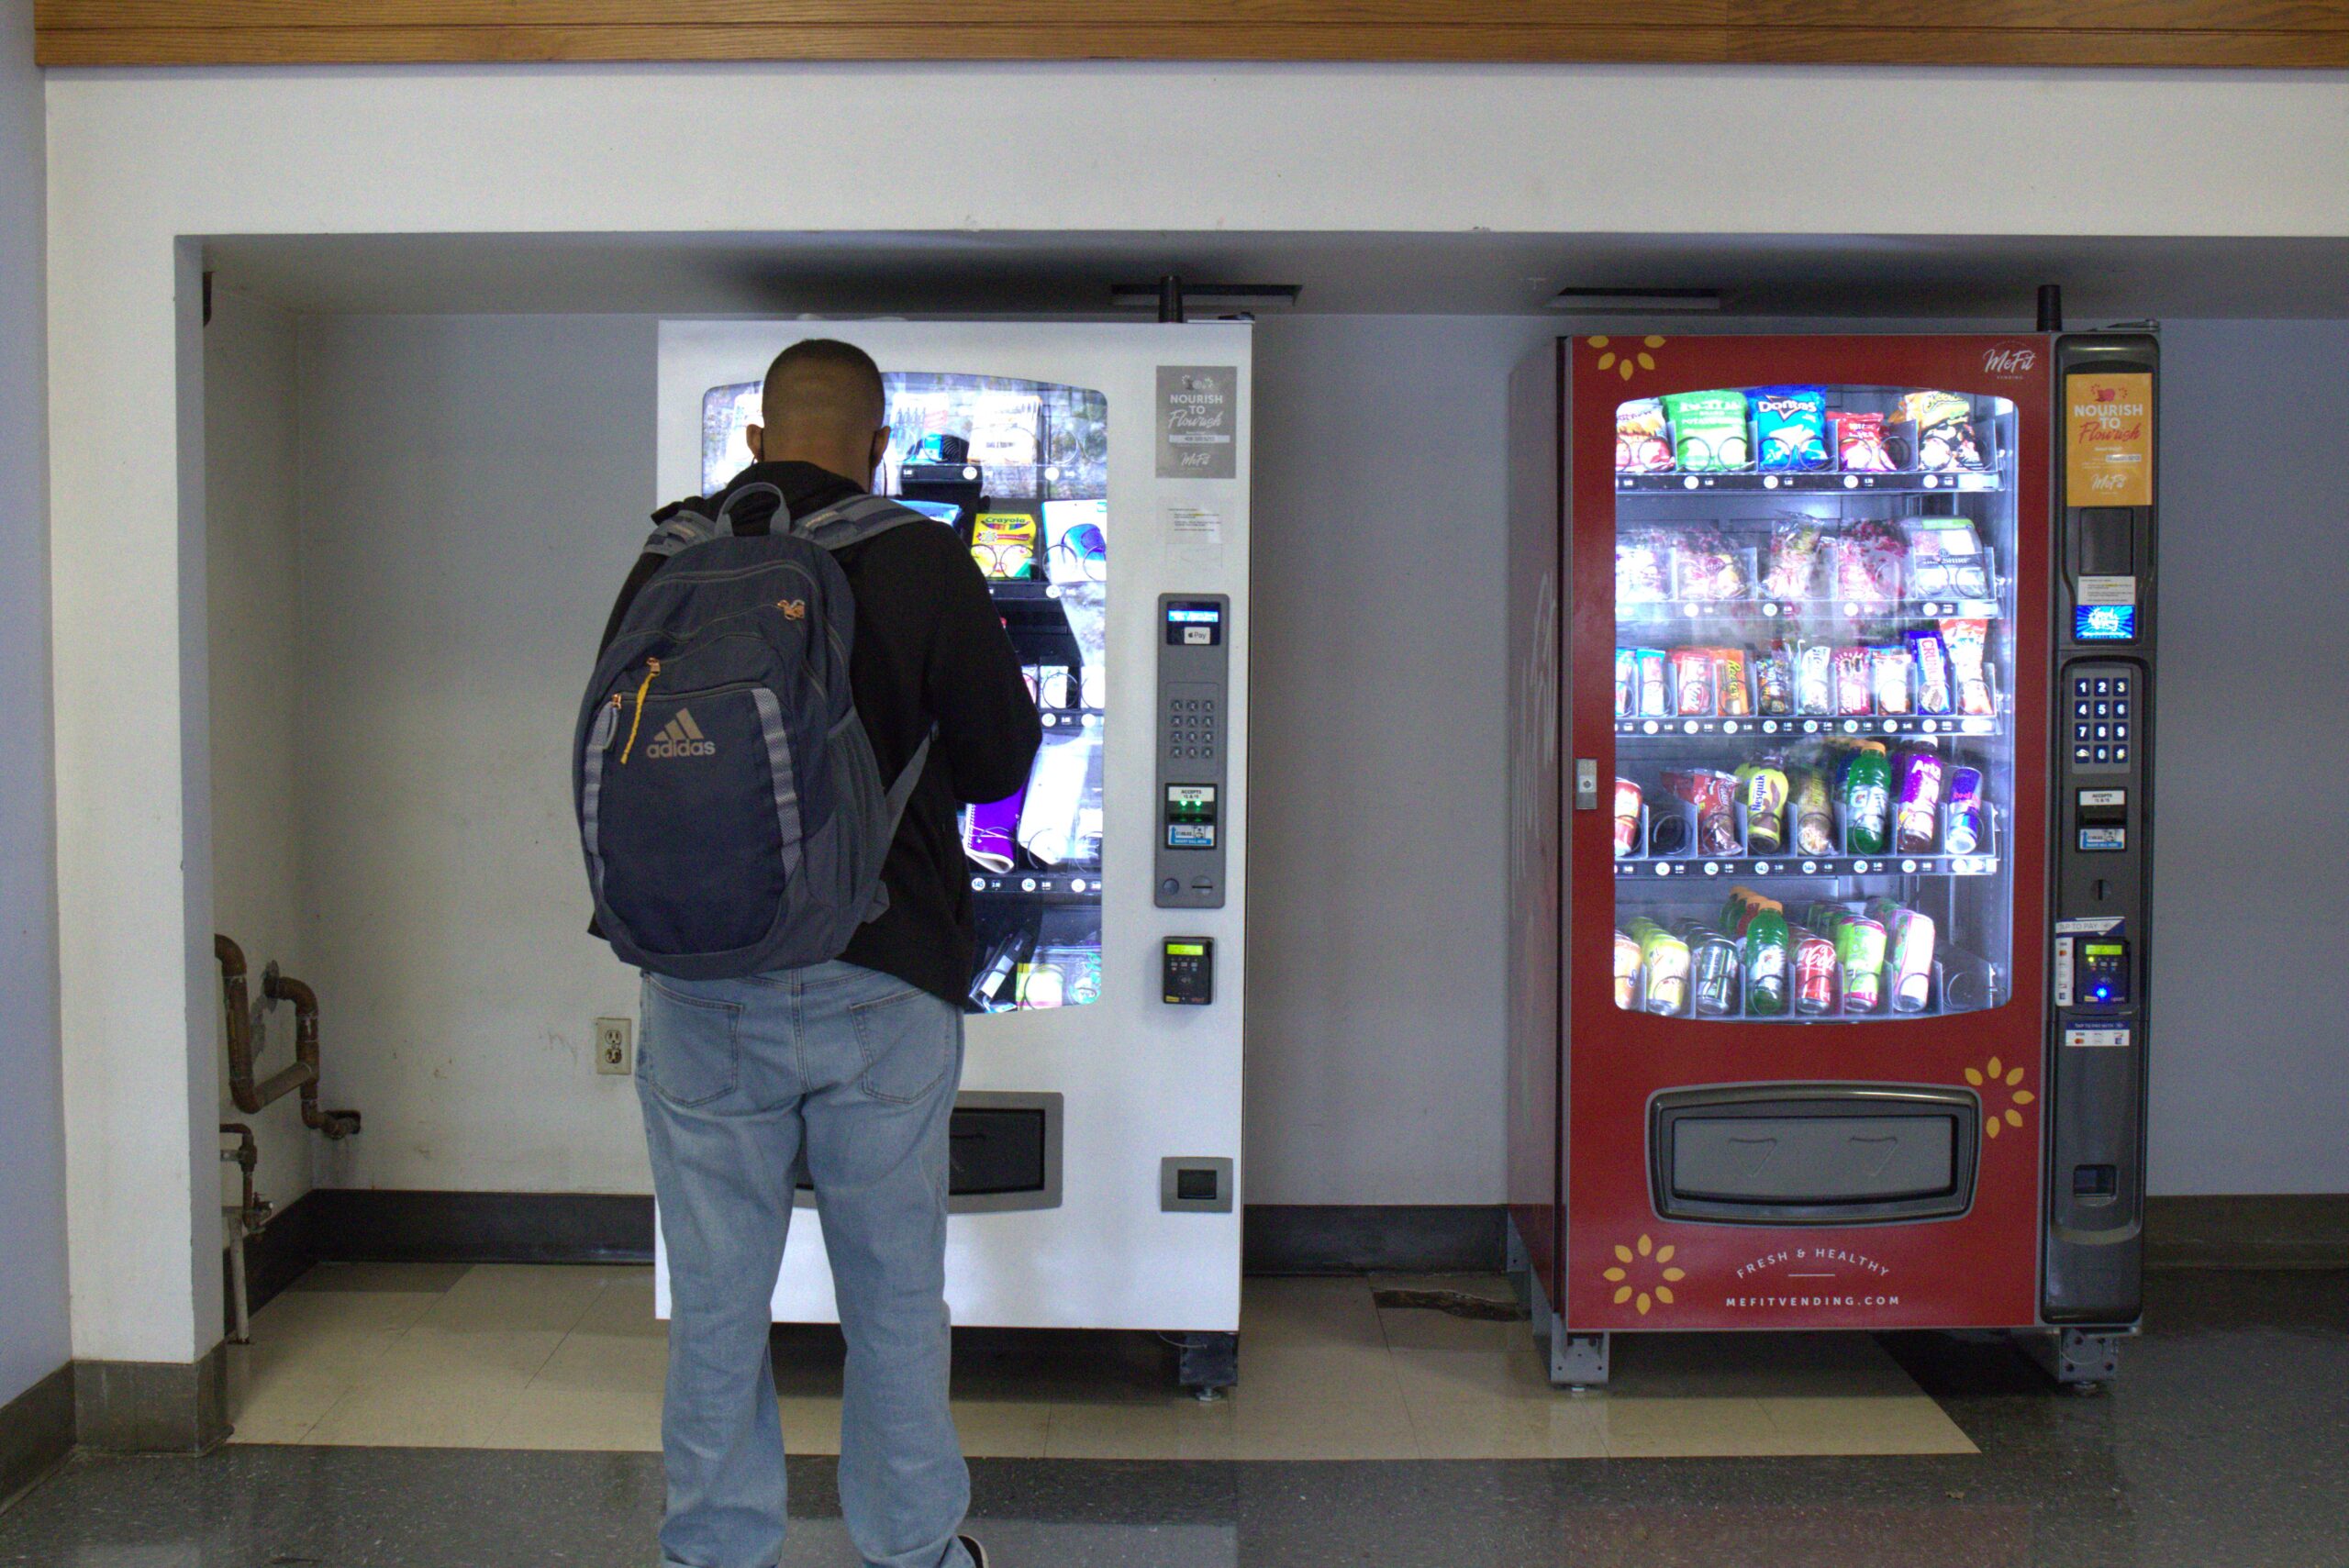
top-left (644, 709), bottom-right (718, 760)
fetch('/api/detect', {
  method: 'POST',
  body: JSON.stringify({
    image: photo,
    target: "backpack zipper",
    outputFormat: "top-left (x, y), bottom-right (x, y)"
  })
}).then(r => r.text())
top-left (619, 658), bottom-right (661, 763)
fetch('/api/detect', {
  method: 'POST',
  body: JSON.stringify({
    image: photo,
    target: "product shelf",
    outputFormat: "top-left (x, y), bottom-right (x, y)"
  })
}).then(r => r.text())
top-left (970, 871), bottom-right (1102, 904)
top-left (1615, 470), bottom-right (2003, 495)
top-left (1616, 712), bottom-right (2002, 741)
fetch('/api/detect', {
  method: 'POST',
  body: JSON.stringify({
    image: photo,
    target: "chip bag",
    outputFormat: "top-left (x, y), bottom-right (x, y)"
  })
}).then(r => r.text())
top-left (1615, 397), bottom-right (1674, 473)
top-left (1832, 410), bottom-right (1899, 473)
top-left (1663, 389), bottom-right (1752, 473)
top-left (1899, 390), bottom-right (1988, 473)
top-left (1752, 385), bottom-right (1831, 473)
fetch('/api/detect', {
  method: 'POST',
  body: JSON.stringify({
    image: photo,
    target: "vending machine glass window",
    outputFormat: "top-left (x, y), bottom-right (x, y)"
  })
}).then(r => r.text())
top-left (702, 372), bottom-right (1111, 1012)
top-left (1609, 385), bottom-right (2018, 1022)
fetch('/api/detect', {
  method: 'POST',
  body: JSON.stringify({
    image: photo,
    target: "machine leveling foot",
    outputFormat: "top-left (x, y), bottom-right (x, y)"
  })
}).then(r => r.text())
top-left (1177, 1331), bottom-right (1238, 1399)
top-left (1553, 1331), bottom-right (1612, 1390)
top-left (2025, 1327), bottom-right (2129, 1389)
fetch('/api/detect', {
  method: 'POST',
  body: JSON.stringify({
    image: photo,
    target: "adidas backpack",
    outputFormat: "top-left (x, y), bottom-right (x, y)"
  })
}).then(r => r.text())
top-left (573, 483), bottom-right (932, 980)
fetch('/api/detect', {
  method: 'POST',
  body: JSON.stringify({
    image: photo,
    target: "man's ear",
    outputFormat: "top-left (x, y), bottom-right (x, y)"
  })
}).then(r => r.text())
top-left (868, 428), bottom-right (890, 477)
top-left (744, 424), bottom-right (764, 463)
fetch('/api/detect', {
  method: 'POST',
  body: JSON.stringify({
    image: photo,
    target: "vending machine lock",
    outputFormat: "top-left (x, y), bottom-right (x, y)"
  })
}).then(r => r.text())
top-left (1575, 758), bottom-right (1599, 811)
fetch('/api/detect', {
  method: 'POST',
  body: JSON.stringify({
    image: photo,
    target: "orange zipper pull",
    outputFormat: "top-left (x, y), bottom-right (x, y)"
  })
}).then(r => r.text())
top-left (619, 657), bottom-right (661, 763)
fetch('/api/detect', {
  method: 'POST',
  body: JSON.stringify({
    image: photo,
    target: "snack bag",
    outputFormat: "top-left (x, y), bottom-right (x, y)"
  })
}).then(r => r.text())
top-left (1663, 389), bottom-right (1753, 473)
top-left (1672, 647), bottom-right (1715, 716)
top-left (1906, 628), bottom-right (1954, 715)
top-left (1754, 640), bottom-right (1795, 717)
top-left (1870, 643), bottom-right (1914, 716)
top-left (1670, 527), bottom-right (1749, 602)
top-left (1831, 520), bottom-right (1904, 606)
top-left (1790, 768), bottom-right (1835, 856)
top-left (1832, 410), bottom-right (1899, 473)
top-left (1752, 385), bottom-right (1831, 472)
top-left (1900, 390), bottom-right (1989, 473)
top-left (1616, 528), bottom-right (1672, 606)
top-left (1713, 648), bottom-right (1752, 717)
top-left (1940, 617), bottom-right (1996, 717)
top-left (1795, 642), bottom-right (1836, 716)
top-left (1633, 648), bottom-right (1671, 717)
top-left (1614, 649), bottom-right (1637, 718)
top-left (1615, 397), bottom-right (1674, 473)
top-left (1761, 517), bottom-right (1825, 600)
top-left (1833, 647), bottom-right (1874, 716)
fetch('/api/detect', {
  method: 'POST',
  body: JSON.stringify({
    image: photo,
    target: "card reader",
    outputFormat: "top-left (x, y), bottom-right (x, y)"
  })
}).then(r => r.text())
top-left (1162, 938), bottom-right (1214, 1006)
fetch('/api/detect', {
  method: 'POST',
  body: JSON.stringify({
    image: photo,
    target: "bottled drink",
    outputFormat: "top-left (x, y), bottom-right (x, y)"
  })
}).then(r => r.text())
top-left (1736, 762), bottom-right (1788, 855)
top-left (1791, 769), bottom-right (1835, 857)
top-left (1745, 908), bottom-right (1791, 1016)
top-left (1842, 743), bottom-right (1892, 855)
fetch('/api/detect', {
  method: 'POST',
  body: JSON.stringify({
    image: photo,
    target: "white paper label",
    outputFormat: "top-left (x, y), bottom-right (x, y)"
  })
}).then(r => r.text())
top-left (2077, 575), bottom-right (2137, 606)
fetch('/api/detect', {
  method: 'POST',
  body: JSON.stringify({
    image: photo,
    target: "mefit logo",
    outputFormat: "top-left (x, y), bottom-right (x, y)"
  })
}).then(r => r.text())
top-left (1983, 342), bottom-right (2039, 377)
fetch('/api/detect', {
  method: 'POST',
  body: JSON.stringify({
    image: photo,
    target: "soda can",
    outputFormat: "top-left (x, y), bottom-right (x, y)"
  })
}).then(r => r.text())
top-left (1612, 929), bottom-right (1642, 1011)
top-left (1894, 751), bottom-right (1946, 855)
top-left (1887, 908), bottom-right (1937, 1013)
top-left (1793, 927), bottom-right (1838, 1015)
top-left (1615, 649), bottom-right (1636, 718)
top-left (1689, 929), bottom-right (1742, 1018)
top-left (1634, 648), bottom-right (1671, 717)
top-left (1835, 915), bottom-right (1887, 1014)
top-left (1638, 924), bottom-right (1691, 1016)
top-left (1613, 778), bottom-right (1644, 858)
top-left (1944, 767), bottom-right (1986, 855)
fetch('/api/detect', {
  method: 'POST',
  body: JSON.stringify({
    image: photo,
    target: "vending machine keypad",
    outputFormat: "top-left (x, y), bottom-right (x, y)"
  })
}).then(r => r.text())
top-left (1156, 595), bottom-right (1230, 909)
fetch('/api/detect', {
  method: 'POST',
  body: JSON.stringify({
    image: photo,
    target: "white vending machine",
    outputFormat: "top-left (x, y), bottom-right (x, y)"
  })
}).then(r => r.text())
top-left (655, 320), bottom-right (1252, 1386)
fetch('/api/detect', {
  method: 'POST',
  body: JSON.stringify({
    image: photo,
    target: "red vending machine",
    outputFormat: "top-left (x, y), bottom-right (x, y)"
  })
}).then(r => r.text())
top-left (1506, 332), bottom-right (2157, 1387)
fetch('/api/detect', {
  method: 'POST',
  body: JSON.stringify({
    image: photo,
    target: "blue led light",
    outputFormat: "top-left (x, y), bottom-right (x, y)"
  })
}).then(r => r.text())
top-left (2076, 604), bottom-right (2136, 641)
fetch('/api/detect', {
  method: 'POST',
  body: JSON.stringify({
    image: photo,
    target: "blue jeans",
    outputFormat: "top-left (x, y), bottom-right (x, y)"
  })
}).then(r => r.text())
top-left (636, 960), bottom-right (974, 1568)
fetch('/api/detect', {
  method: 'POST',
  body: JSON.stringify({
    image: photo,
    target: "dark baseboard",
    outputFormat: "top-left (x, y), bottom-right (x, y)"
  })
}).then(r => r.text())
top-left (301, 1188), bottom-right (656, 1267)
top-left (2146, 1194), bottom-right (2349, 1270)
top-left (0, 1363), bottom-right (74, 1508)
top-left (73, 1344), bottom-right (228, 1454)
top-left (1244, 1204), bottom-right (1507, 1275)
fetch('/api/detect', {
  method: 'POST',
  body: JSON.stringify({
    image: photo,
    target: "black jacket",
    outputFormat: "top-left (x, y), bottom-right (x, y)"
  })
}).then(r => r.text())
top-left (600, 461), bottom-right (1041, 1006)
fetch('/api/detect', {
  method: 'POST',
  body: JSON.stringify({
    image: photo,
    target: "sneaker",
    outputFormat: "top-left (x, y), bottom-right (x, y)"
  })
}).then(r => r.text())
top-left (957, 1535), bottom-right (990, 1568)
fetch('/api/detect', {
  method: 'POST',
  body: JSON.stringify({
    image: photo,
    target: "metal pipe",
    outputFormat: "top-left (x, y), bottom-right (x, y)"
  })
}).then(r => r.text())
top-left (217, 934), bottom-right (313, 1114)
top-left (262, 967), bottom-right (362, 1140)
top-left (220, 1122), bottom-right (267, 1346)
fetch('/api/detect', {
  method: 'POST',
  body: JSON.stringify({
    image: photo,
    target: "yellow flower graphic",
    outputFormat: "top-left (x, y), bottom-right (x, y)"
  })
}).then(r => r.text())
top-left (1602, 1232), bottom-right (1685, 1316)
top-left (1965, 1055), bottom-right (2037, 1140)
top-left (1588, 335), bottom-right (1666, 383)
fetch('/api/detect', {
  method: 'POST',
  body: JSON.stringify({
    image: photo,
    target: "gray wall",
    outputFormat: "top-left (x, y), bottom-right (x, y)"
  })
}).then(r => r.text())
top-left (2149, 319), bottom-right (2349, 1194)
top-left (0, 0), bottom-right (73, 1403)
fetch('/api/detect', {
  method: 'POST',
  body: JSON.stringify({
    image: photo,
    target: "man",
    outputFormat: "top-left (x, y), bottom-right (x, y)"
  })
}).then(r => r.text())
top-left (605, 339), bottom-right (1040, 1568)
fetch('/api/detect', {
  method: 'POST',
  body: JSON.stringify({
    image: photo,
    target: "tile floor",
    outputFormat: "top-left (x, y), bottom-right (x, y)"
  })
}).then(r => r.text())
top-left (226, 1262), bottom-right (1974, 1460)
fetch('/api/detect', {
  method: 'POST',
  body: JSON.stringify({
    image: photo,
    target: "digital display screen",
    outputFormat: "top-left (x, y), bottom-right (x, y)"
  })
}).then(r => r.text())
top-left (2076, 604), bottom-right (2137, 641)
top-left (1165, 601), bottom-right (1224, 647)
top-left (2085, 943), bottom-right (2124, 958)
top-left (1165, 784), bottom-right (1218, 849)
top-left (1166, 942), bottom-right (1206, 957)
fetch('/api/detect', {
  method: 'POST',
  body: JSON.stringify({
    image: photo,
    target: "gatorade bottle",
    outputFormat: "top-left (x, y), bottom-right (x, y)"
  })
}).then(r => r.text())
top-left (1842, 742), bottom-right (1892, 855)
top-left (1745, 906), bottom-right (1792, 1016)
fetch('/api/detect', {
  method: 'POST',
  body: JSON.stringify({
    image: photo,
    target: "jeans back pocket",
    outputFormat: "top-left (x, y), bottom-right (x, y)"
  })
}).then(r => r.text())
top-left (640, 977), bottom-right (743, 1106)
top-left (849, 986), bottom-right (954, 1106)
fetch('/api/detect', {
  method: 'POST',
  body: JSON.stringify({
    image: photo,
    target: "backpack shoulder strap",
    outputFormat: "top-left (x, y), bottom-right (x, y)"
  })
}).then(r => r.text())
top-left (794, 493), bottom-right (932, 553)
top-left (859, 725), bottom-right (937, 923)
top-left (640, 483), bottom-right (792, 560)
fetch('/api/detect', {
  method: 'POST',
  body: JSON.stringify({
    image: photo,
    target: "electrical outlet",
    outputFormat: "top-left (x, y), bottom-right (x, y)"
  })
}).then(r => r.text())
top-left (594, 1017), bottom-right (632, 1076)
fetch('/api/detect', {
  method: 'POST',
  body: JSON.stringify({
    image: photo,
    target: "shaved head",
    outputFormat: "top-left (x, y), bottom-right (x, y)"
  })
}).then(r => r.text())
top-left (745, 338), bottom-right (890, 489)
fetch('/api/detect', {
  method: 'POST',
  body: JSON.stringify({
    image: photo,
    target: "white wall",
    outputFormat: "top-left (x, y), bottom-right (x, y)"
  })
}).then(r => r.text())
top-left (0, 0), bottom-right (71, 1407)
top-left (295, 315), bottom-right (656, 1193)
top-left (206, 287), bottom-right (318, 1215)
top-left (2147, 319), bottom-right (2349, 1195)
